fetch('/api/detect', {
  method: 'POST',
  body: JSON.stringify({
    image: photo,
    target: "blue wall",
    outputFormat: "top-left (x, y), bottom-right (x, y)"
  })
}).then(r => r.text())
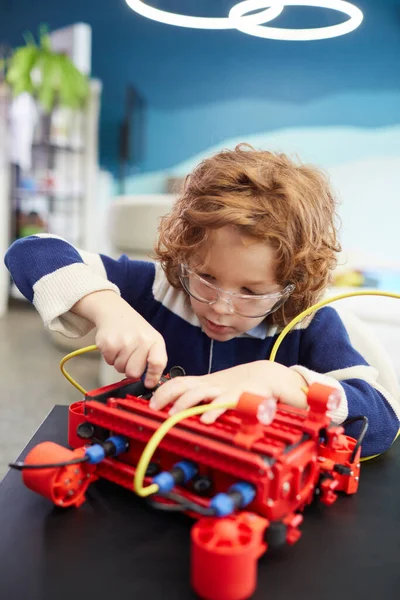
top-left (1, 0), bottom-right (400, 175)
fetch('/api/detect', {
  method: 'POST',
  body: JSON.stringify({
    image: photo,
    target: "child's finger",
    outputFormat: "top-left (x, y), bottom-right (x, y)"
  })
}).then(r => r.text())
top-left (144, 339), bottom-right (168, 388)
top-left (150, 376), bottom-right (197, 410)
top-left (125, 348), bottom-right (148, 381)
top-left (168, 386), bottom-right (223, 416)
top-left (200, 394), bottom-right (238, 424)
top-left (97, 338), bottom-right (120, 366)
top-left (113, 345), bottom-right (135, 374)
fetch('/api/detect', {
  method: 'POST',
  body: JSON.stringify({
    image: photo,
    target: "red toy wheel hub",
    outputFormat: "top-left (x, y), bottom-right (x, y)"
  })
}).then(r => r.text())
top-left (22, 442), bottom-right (92, 507)
top-left (191, 513), bottom-right (267, 600)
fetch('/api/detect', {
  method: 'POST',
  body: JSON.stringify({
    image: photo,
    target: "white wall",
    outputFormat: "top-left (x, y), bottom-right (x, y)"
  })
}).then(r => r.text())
top-left (330, 156), bottom-right (400, 269)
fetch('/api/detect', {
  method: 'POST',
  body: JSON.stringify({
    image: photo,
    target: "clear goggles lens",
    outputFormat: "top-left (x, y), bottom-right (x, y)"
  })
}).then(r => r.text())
top-left (179, 265), bottom-right (295, 318)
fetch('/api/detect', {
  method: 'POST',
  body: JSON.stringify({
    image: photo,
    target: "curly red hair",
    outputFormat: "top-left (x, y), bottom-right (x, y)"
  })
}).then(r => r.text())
top-left (154, 144), bottom-right (341, 326)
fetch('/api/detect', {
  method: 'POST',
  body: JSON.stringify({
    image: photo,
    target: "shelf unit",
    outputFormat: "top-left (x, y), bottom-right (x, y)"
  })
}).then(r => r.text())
top-left (0, 79), bottom-right (102, 306)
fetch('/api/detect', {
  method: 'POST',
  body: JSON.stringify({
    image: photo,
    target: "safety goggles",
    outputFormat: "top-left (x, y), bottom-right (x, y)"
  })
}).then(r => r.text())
top-left (179, 265), bottom-right (295, 318)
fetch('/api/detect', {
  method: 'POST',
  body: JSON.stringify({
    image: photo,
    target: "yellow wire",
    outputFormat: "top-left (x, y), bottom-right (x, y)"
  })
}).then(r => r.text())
top-left (134, 402), bottom-right (236, 497)
top-left (269, 290), bottom-right (400, 463)
top-left (59, 344), bottom-right (98, 395)
top-left (270, 290), bottom-right (400, 361)
top-left (61, 291), bottom-right (400, 395)
top-left (58, 345), bottom-right (235, 496)
top-left (60, 289), bottom-right (400, 494)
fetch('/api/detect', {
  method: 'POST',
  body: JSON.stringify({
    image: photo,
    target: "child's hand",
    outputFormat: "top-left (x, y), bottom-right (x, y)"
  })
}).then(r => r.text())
top-left (72, 290), bottom-right (167, 388)
top-left (149, 361), bottom-right (307, 423)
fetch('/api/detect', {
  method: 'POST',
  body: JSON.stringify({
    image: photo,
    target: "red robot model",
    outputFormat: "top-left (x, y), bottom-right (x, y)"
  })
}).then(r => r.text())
top-left (13, 370), bottom-right (364, 600)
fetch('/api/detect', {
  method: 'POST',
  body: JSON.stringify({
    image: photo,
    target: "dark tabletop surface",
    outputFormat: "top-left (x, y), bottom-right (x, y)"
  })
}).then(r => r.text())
top-left (0, 406), bottom-right (399, 600)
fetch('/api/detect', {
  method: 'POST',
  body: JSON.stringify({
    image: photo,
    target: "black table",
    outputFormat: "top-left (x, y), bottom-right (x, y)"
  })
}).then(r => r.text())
top-left (0, 406), bottom-right (399, 600)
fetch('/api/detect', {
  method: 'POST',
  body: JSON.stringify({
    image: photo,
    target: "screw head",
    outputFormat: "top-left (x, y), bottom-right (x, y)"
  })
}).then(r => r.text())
top-left (76, 422), bottom-right (95, 440)
top-left (192, 476), bottom-right (213, 495)
top-left (145, 462), bottom-right (160, 477)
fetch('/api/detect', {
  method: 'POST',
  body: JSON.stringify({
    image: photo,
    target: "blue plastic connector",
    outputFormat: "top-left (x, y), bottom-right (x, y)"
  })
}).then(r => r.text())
top-left (153, 472), bottom-right (175, 494)
top-left (209, 482), bottom-right (256, 517)
top-left (229, 482), bottom-right (256, 507)
top-left (173, 460), bottom-right (198, 482)
top-left (84, 436), bottom-right (128, 465)
top-left (152, 460), bottom-right (198, 494)
top-left (210, 493), bottom-right (235, 517)
top-left (85, 445), bottom-right (106, 464)
top-left (106, 436), bottom-right (129, 456)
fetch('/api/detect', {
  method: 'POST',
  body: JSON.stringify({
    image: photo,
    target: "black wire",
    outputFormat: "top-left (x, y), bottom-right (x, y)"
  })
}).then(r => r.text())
top-left (343, 415), bottom-right (369, 463)
top-left (8, 455), bottom-right (89, 471)
top-left (147, 491), bottom-right (216, 517)
top-left (168, 491), bottom-right (216, 516)
top-left (146, 497), bottom-right (187, 512)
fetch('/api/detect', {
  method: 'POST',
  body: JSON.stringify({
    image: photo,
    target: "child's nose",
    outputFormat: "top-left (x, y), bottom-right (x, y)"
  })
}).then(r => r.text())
top-left (211, 297), bottom-right (234, 315)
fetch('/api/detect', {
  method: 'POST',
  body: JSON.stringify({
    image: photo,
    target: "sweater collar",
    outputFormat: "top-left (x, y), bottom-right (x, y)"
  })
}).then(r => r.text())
top-left (241, 320), bottom-right (270, 340)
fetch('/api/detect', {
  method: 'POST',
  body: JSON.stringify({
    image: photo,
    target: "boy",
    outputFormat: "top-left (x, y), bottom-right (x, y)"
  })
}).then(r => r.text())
top-left (5, 145), bottom-right (399, 456)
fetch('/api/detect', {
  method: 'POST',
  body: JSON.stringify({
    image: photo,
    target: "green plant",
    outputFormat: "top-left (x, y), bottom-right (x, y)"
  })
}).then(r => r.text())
top-left (6, 25), bottom-right (90, 113)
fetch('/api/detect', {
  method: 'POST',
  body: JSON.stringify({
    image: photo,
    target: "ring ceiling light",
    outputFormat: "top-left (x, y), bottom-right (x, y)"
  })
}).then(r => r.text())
top-left (125, 0), bottom-right (285, 29)
top-left (125, 0), bottom-right (363, 40)
top-left (229, 0), bottom-right (364, 40)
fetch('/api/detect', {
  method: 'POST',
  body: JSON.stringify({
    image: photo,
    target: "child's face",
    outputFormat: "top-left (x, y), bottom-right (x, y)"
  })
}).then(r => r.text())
top-left (187, 226), bottom-right (280, 342)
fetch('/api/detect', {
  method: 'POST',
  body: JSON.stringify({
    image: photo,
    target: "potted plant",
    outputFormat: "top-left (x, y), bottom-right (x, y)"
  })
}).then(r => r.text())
top-left (5, 25), bottom-right (90, 113)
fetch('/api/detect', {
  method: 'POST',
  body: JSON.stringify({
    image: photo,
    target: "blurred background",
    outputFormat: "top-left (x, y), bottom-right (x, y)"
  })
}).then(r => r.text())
top-left (0, 0), bottom-right (400, 479)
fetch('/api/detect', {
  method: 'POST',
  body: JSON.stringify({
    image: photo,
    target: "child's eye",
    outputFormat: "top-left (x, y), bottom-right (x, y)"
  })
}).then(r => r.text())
top-left (242, 288), bottom-right (257, 295)
top-left (200, 273), bottom-right (214, 281)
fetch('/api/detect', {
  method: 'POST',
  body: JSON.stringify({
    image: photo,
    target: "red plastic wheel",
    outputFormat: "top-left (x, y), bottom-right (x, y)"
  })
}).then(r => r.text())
top-left (191, 513), bottom-right (267, 600)
top-left (22, 442), bottom-right (92, 507)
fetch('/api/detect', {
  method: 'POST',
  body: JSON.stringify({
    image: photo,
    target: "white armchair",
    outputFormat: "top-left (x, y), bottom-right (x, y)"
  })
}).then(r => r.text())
top-left (108, 194), bottom-right (176, 260)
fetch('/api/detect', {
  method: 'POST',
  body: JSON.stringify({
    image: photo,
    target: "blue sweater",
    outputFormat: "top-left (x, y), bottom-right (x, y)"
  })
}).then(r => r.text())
top-left (5, 234), bottom-right (400, 457)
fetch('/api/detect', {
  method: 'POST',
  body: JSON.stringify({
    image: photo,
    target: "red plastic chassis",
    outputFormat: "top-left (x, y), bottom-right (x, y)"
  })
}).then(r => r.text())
top-left (20, 378), bottom-right (361, 600)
